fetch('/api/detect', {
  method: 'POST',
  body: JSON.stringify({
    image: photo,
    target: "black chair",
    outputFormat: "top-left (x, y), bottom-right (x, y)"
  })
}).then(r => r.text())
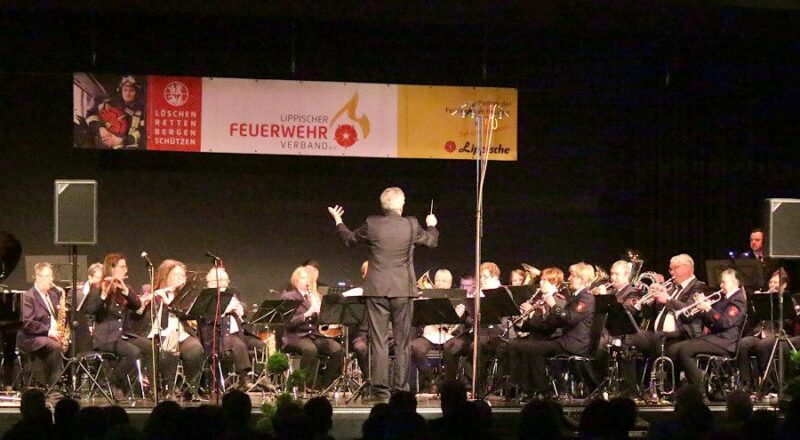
top-left (694, 313), bottom-right (748, 399)
top-left (547, 311), bottom-right (608, 400)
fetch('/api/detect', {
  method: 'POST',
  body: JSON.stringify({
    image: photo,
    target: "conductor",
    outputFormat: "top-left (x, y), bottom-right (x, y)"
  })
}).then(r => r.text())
top-left (328, 187), bottom-right (438, 401)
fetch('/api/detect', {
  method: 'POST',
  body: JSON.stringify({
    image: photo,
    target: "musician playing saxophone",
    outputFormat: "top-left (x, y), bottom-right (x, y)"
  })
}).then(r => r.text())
top-left (666, 268), bottom-right (746, 394)
top-left (16, 262), bottom-right (64, 387)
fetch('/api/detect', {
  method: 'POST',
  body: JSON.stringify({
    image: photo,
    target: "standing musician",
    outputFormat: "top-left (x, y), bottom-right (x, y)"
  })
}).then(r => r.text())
top-left (203, 267), bottom-right (265, 389)
top-left (281, 266), bottom-right (343, 389)
top-left (744, 228), bottom-right (780, 290)
top-left (17, 262), bottom-right (64, 387)
top-left (506, 267), bottom-right (567, 395)
top-left (329, 187), bottom-right (438, 400)
top-left (518, 262), bottom-right (596, 398)
top-left (666, 268), bottom-right (746, 392)
top-left (146, 260), bottom-right (205, 394)
top-left (83, 253), bottom-right (144, 398)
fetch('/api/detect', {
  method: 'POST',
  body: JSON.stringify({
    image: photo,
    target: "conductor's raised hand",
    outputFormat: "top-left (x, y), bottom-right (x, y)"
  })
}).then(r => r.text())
top-left (426, 214), bottom-right (438, 227)
top-left (327, 205), bottom-right (345, 224)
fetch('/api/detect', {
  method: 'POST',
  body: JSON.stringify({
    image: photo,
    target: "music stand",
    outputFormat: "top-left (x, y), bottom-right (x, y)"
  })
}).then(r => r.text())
top-left (705, 259), bottom-right (762, 292)
top-left (479, 287), bottom-right (520, 325)
top-left (467, 288), bottom-right (519, 398)
top-left (413, 297), bottom-right (461, 390)
top-left (590, 295), bottom-right (640, 399)
top-left (245, 299), bottom-right (301, 393)
top-left (506, 285), bottom-right (537, 306)
top-left (319, 295), bottom-right (366, 396)
top-left (755, 291), bottom-right (797, 398)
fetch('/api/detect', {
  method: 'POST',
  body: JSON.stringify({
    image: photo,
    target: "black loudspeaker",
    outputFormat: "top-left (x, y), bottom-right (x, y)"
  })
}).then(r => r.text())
top-left (54, 180), bottom-right (97, 245)
top-left (765, 198), bottom-right (800, 259)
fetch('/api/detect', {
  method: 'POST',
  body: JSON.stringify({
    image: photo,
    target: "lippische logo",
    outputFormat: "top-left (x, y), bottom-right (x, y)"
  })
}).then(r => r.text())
top-left (164, 81), bottom-right (189, 107)
top-left (330, 92), bottom-right (370, 148)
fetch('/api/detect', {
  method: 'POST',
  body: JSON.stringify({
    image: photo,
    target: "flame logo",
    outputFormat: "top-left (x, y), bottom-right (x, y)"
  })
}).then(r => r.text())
top-left (330, 92), bottom-right (370, 140)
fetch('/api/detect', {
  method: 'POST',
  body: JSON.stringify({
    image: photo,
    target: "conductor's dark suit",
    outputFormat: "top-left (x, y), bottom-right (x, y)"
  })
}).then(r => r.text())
top-left (337, 212), bottom-right (438, 396)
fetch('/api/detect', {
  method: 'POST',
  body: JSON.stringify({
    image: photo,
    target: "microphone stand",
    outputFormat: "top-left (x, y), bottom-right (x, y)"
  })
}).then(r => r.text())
top-left (145, 260), bottom-right (159, 404)
top-left (209, 255), bottom-right (223, 405)
top-left (451, 102), bottom-right (508, 398)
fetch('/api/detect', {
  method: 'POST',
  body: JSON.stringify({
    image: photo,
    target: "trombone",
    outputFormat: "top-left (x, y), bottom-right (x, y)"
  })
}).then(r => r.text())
top-left (675, 290), bottom-right (723, 317)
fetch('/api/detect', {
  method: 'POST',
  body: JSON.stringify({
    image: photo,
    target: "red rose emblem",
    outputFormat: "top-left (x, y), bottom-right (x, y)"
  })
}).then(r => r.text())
top-left (334, 124), bottom-right (358, 148)
top-left (445, 141), bottom-right (456, 153)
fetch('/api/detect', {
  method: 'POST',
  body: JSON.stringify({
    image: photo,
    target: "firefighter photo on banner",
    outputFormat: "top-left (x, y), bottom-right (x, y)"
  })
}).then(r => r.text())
top-left (73, 73), bottom-right (147, 149)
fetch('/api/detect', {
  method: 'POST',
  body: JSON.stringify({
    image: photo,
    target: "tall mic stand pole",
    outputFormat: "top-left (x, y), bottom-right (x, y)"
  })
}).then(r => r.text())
top-left (452, 103), bottom-right (508, 399)
top-left (210, 256), bottom-right (223, 405)
top-left (146, 261), bottom-right (158, 404)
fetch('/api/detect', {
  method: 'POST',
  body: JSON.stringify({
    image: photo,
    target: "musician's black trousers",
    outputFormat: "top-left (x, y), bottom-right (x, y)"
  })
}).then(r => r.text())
top-left (96, 339), bottom-right (142, 387)
top-left (410, 336), bottom-right (462, 384)
top-left (666, 338), bottom-right (730, 388)
top-left (31, 338), bottom-right (63, 386)
top-left (223, 333), bottom-right (265, 373)
top-left (282, 335), bottom-right (343, 387)
top-left (367, 297), bottom-right (412, 396)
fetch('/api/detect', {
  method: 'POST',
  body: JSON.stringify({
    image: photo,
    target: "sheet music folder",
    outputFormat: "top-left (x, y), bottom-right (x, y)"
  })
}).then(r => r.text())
top-left (413, 297), bottom-right (461, 327)
top-left (185, 288), bottom-right (234, 321)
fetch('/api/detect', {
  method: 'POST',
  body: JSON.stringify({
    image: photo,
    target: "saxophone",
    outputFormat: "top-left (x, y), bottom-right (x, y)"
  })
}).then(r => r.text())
top-left (54, 285), bottom-right (71, 353)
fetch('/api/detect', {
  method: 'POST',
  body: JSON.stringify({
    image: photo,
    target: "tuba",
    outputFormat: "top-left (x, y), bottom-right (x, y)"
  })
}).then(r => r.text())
top-left (417, 271), bottom-right (434, 290)
top-left (521, 264), bottom-right (541, 286)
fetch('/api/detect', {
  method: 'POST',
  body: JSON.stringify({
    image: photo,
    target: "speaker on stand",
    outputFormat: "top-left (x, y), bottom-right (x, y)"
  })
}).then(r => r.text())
top-left (53, 180), bottom-right (97, 395)
top-left (760, 198), bottom-right (800, 404)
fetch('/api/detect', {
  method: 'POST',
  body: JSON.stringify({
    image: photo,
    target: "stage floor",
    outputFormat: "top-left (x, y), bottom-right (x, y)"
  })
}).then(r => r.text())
top-left (0, 391), bottom-right (782, 440)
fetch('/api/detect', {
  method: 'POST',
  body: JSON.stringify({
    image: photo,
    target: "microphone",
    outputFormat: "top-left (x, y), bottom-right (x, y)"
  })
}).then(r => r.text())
top-left (205, 251), bottom-right (222, 262)
top-left (141, 252), bottom-right (154, 268)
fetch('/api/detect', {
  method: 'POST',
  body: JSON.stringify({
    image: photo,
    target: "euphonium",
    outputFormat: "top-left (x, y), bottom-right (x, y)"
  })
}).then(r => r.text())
top-left (521, 263), bottom-right (541, 286)
top-left (417, 271), bottom-right (434, 290)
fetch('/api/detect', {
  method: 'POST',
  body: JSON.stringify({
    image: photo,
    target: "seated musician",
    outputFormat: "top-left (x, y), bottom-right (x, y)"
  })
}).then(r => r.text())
top-left (509, 269), bottom-right (526, 287)
top-left (666, 268), bottom-right (746, 393)
top-left (596, 260), bottom-right (643, 314)
top-left (737, 269), bottom-right (790, 390)
top-left (147, 259), bottom-right (205, 394)
top-left (410, 268), bottom-right (461, 392)
top-left (203, 267), bottom-right (265, 389)
top-left (70, 262), bottom-right (103, 355)
top-left (518, 262), bottom-right (596, 398)
top-left (625, 254), bottom-right (709, 359)
top-left (507, 267), bottom-right (566, 395)
top-left (281, 266), bottom-right (343, 388)
top-left (17, 262), bottom-right (64, 387)
top-left (83, 253), bottom-right (144, 398)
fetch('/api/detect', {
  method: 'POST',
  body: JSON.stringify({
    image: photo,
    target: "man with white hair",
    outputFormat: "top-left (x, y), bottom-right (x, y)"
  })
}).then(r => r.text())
top-left (329, 187), bottom-right (438, 401)
top-left (204, 267), bottom-right (265, 389)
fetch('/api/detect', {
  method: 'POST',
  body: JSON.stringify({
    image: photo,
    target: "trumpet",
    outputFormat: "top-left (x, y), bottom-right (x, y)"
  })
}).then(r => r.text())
top-left (590, 282), bottom-right (613, 295)
top-left (632, 276), bottom-right (676, 310)
top-left (675, 290), bottom-right (723, 317)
